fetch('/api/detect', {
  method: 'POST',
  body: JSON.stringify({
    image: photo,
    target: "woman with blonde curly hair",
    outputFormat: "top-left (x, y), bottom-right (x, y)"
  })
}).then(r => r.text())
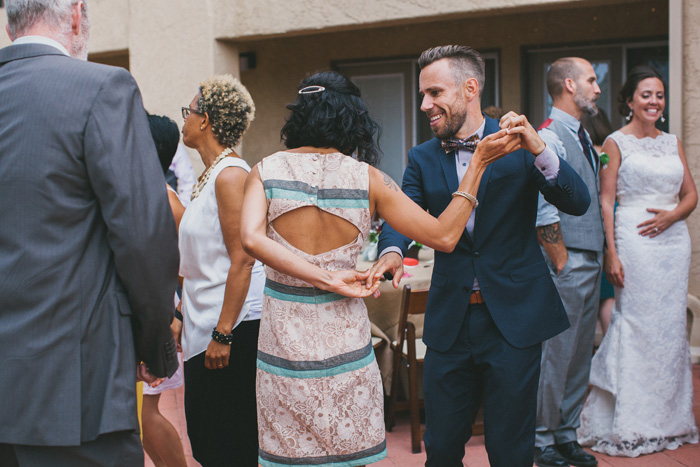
top-left (176, 75), bottom-right (265, 466)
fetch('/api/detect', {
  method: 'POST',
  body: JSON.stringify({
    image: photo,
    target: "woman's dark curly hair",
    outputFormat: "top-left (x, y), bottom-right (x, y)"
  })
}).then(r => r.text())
top-left (618, 65), bottom-right (666, 118)
top-left (281, 71), bottom-right (381, 166)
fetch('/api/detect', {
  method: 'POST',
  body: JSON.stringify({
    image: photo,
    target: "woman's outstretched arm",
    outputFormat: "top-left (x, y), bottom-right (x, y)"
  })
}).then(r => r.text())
top-left (370, 128), bottom-right (520, 252)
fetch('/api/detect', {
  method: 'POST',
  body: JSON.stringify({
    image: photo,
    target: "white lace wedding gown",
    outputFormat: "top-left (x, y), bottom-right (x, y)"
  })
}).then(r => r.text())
top-left (578, 131), bottom-right (698, 456)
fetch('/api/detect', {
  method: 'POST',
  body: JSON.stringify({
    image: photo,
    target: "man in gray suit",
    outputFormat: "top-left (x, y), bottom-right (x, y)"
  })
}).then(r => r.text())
top-left (0, 1), bottom-right (179, 465)
top-left (534, 57), bottom-right (604, 467)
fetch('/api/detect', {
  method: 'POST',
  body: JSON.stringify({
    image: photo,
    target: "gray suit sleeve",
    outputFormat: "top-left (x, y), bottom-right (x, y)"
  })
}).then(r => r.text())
top-left (83, 67), bottom-right (179, 378)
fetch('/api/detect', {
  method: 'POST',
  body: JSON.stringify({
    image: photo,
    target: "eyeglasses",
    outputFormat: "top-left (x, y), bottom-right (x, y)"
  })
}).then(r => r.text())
top-left (181, 107), bottom-right (202, 119)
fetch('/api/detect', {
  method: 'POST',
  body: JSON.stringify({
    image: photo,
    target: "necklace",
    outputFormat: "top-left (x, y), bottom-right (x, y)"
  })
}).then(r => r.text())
top-left (190, 147), bottom-right (233, 200)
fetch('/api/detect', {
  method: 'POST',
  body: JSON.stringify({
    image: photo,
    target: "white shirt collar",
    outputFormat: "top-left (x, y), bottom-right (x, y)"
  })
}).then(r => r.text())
top-left (473, 117), bottom-right (486, 140)
top-left (548, 106), bottom-right (581, 133)
top-left (12, 36), bottom-right (70, 57)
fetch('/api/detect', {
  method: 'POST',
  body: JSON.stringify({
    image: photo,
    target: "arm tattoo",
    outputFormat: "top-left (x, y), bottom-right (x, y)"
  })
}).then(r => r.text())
top-left (537, 223), bottom-right (562, 244)
top-left (380, 171), bottom-right (399, 192)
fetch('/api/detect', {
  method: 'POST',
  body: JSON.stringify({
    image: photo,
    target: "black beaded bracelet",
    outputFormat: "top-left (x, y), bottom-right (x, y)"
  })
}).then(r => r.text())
top-left (211, 327), bottom-right (233, 345)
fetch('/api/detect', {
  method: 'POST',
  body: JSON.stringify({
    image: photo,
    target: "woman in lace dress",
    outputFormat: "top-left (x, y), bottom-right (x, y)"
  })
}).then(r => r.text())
top-left (240, 71), bottom-right (523, 466)
top-left (578, 66), bottom-right (698, 456)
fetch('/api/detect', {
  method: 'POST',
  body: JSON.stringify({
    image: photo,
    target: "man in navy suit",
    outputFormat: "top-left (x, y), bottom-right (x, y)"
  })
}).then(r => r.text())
top-left (371, 45), bottom-right (591, 466)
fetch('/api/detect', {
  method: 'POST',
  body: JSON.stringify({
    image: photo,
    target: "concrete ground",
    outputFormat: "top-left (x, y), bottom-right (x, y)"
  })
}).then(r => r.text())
top-left (146, 365), bottom-right (700, 467)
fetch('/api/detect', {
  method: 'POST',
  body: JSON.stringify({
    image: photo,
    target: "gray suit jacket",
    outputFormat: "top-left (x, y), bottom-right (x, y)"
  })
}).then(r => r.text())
top-left (0, 44), bottom-right (179, 446)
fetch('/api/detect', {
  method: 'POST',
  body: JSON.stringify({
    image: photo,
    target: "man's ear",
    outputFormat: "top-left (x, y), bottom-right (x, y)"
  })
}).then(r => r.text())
top-left (463, 77), bottom-right (480, 102)
top-left (71, 1), bottom-right (83, 36)
top-left (6, 24), bottom-right (14, 41)
top-left (564, 77), bottom-right (577, 95)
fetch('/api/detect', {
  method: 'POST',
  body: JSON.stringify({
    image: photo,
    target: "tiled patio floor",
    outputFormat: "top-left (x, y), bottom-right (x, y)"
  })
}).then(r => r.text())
top-left (146, 365), bottom-right (700, 466)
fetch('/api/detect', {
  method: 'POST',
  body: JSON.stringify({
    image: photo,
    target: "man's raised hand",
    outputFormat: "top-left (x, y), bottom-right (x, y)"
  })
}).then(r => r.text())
top-left (499, 111), bottom-right (546, 156)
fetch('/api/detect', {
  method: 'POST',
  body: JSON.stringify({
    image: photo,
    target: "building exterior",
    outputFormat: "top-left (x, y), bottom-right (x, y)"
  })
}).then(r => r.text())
top-left (2, 0), bottom-right (698, 295)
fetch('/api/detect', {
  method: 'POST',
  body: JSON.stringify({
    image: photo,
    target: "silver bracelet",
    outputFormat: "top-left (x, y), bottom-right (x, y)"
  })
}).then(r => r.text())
top-left (452, 190), bottom-right (479, 208)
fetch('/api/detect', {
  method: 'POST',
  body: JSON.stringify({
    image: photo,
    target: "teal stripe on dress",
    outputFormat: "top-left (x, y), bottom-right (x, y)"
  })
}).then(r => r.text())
top-left (265, 187), bottom-right (368, 209)
top-left (257, 350), bottom-right (374, 379)
top-left (317, 198), bottom-right (369, 209)
top-left (258, 441), bottom-right (387, 466)
top-left (264, 180), bottom-right (368, 209)
top-left (264, 278), bottom-right (346, 304)
top-left (265, 187), bottom-right (311, 203)
top-left (258, 342), bottom-right (373, 372)
top-left (264, 179), bottom-right (367, 199)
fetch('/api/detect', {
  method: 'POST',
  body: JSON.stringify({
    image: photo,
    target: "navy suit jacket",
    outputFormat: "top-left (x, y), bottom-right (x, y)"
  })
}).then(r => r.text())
top-left (378, 116), bottom-right (590, 351)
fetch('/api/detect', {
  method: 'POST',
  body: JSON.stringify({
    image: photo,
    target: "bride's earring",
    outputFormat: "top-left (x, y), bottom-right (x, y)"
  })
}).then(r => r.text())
top-left (660, 114), bottom-right (666, 123)
top-left (626, 110), bottom-right (633, 122)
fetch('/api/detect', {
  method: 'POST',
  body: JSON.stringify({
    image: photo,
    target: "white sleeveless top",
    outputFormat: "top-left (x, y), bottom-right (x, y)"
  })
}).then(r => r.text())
top-left (179, 156), bottom-right (264, 361)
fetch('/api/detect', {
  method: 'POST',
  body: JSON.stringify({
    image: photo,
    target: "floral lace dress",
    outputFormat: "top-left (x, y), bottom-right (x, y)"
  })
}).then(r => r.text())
top-left (256, 152), bottom-right (386, 467)
top-left (578, 131), bottom-right (698, 456)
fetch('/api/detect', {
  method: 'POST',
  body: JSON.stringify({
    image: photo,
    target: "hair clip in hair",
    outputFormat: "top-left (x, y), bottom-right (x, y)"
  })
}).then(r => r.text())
top-left (298, 85), bottom-right (326, 95)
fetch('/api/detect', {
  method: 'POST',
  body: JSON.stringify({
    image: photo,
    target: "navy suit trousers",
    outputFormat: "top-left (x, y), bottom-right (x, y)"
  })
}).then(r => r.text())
top-left (423, 303), bottom-right (542, 467)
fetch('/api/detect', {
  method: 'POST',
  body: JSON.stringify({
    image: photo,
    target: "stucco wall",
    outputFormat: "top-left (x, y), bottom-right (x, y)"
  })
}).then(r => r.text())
top-left (213, 0), bottom-right (609, 40)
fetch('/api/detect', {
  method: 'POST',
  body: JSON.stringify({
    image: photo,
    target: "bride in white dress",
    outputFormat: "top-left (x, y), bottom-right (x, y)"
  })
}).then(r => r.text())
top-left (578, 66), bottom-right (698, 457)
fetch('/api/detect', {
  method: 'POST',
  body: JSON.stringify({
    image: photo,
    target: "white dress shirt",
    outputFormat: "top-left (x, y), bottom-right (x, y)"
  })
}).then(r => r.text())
top-left (12, 35), bottom-right (70, 56)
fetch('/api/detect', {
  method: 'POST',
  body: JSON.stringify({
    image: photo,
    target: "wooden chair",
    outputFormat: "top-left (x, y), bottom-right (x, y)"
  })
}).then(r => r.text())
top-left (385, 284), bottom-right (429, 453)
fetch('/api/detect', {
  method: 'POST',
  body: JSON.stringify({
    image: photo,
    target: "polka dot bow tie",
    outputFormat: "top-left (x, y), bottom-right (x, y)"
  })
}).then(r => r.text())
top-left (441, 134), bottom-right (479, 154)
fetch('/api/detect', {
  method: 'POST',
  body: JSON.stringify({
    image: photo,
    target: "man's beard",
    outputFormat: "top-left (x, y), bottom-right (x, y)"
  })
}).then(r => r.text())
top-left (68, 13), bottom-right (90, 61)
top-left (70, 31), bottom-right (88, 61)
top-left (431, 101), bottom-right (468, 139)
top-left (574, 91), bottom-right (598, 116)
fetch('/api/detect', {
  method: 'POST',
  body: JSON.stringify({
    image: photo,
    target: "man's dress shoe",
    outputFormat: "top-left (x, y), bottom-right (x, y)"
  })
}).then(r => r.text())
top-left (534, 445), bottom-right (569, 467)
top-left (556, 441), bottom-right (598, 467)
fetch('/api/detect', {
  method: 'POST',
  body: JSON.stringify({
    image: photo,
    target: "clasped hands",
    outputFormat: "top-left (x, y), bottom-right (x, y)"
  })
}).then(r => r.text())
top-left (497, 111), bottom-right (546, 156)
top-left (454, 112), bottom-right (545, 172)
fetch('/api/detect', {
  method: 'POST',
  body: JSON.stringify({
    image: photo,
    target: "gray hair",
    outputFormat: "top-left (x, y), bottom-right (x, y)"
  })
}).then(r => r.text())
top-left (418, 45), bottom-right (485, 96)
top-left (546, 57), bottom-right (585, 99)
top-left (5, 0), bottom-right (87, 39)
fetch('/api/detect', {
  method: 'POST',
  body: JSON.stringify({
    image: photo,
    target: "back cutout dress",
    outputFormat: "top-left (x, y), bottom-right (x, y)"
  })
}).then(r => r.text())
top-left (256, 151), bottom-right (387, 467)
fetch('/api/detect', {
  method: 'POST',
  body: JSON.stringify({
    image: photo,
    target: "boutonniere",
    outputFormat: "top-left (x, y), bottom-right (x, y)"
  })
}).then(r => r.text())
top-left (599, 152), bottom-right (609, 169)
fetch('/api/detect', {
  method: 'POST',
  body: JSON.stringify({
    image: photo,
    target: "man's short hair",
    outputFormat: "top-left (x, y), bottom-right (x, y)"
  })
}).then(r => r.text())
top-left (418, 45), bottom-right (485, 96)
top-left (5, 0), bottom-right (83, 39)
top-left (546, 57), bottom-right (585, 99)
